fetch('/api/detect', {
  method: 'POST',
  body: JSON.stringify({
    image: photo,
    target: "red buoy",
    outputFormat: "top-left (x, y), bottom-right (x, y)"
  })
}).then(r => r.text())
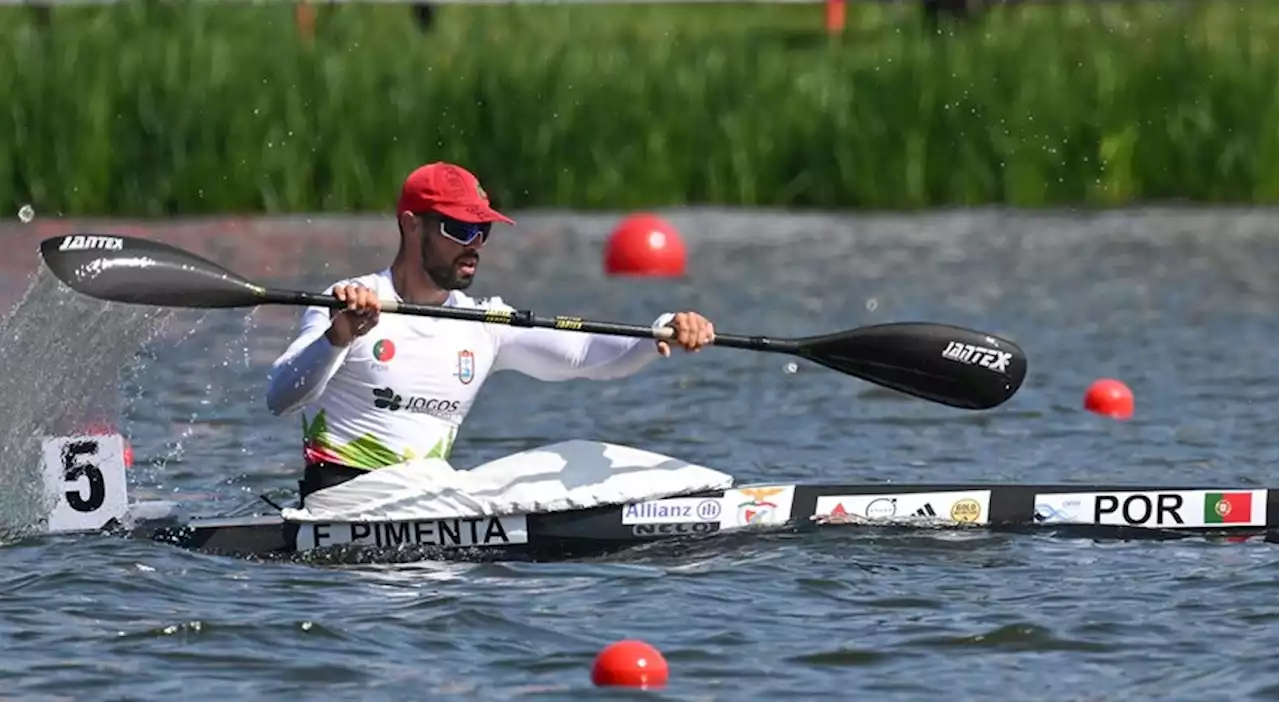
top-left (603, 213), bottom-right (686, 277)
top-left (590, 639), bottom-right (669, 689)
top-left (1083, 378), bottom-right (1134, 420)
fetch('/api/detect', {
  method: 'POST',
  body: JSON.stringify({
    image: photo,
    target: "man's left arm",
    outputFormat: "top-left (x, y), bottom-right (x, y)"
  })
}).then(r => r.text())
top-left (490, 310), bottom-right (716, 381)
top-left (491, 312), bottom-right (676, 381)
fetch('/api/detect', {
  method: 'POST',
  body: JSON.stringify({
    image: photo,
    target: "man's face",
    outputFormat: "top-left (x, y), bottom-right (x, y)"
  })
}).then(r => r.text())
top-left (416, 214), bottom-right (488, 290)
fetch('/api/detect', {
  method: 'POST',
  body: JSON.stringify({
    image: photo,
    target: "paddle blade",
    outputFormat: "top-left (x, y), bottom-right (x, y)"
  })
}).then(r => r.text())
top-left (39, 234), bottom-right (269, 309)
top-left (794, 322), bottom-right (1028, 410)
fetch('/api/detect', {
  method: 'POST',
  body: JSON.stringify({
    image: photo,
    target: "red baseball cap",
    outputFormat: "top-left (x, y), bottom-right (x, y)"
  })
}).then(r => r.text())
top-left (397, 162), bottom-right (515, 225)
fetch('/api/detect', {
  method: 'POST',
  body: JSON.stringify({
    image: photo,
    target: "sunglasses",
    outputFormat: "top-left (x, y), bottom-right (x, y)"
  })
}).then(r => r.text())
top-left (423, 214), bottom-right (491, 246)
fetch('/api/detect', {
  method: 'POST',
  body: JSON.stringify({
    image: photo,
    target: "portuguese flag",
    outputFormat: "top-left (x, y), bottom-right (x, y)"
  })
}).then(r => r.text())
top-left (1203, 492), bottom-right (1252, 524)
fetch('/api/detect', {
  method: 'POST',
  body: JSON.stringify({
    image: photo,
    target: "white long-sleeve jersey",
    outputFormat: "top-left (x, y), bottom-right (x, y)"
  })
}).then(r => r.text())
top-left (265, 269), bottom-right (672, 470)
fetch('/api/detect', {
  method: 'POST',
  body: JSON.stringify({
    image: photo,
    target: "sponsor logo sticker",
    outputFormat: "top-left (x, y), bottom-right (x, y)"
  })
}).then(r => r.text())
top-left (621, 497), bottom-right (723, 525)
top-left (723, 485), bottom-right (796, 528)
top-left (950, 498), bottom-right (983, 523)
top-left (631, 522), bottom-right (717, 537)
top-left (58, 234), bottom-right (124, 252)
top-left (940, 340), bottom-right (1012, 374)
top-left (865, 497), bottom-right (897, 519)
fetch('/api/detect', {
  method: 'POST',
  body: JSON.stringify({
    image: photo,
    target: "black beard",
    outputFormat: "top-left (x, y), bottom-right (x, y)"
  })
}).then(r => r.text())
top-left (421, 239), bottom-right (475, 290)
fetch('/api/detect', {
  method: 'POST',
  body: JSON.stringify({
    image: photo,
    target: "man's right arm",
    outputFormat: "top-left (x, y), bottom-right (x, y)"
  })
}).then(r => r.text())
top-left (265, 305), bottom-right (351, 415)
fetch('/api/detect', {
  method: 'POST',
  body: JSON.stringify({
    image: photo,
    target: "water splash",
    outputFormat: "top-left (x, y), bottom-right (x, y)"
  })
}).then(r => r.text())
top-left (122, 306), bottom-right (266, 491)
top-left (0, 267), bottom-right (172, 535)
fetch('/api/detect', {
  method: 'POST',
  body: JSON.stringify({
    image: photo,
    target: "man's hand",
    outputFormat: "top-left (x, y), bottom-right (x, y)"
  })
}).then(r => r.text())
top-left (657, 311), bottom-right (716, 357)
top-left (325, 284), bottom-right (382, 348)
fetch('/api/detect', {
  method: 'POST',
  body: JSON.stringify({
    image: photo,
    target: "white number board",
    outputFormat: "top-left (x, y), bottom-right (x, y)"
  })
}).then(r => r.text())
top-left (40, 434), bottom-right (130, 534)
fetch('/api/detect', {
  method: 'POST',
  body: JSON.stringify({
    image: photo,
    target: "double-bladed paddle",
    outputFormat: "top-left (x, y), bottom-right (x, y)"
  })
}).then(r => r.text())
top-left (38, 233), bottom-right (1028, 410)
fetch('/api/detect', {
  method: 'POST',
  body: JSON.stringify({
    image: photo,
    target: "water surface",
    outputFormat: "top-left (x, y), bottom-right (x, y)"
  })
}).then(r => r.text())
top-left (0, 207), bottom-right (1275, 700)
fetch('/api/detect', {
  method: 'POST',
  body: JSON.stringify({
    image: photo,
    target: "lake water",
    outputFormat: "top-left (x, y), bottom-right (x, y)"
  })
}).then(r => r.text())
top-left (0, 207), bottom-right (1276, 700)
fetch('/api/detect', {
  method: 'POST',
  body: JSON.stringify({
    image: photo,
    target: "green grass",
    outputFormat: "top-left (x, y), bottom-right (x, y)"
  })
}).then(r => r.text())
top-left (0, 0), bottom-right (1274, 216)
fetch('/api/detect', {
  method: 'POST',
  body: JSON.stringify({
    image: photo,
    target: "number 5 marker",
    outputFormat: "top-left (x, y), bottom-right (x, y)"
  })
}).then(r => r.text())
top-left (39, 434), bottom-right (130, 534)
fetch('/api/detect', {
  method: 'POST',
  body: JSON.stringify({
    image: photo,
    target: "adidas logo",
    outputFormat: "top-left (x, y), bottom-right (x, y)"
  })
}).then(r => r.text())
top-left (913, 503), bottom-right (938, 518)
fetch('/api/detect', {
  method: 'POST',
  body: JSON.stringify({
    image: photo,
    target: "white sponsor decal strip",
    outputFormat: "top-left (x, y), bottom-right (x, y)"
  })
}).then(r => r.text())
top-left (1032, 490), bottom-right (1269, 529)
top-left (814, 490), bottom-right (992, 525)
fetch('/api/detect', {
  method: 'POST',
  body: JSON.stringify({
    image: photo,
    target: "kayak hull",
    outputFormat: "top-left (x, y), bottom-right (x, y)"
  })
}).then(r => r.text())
top-left (127, 483), bottom-right (1280, 564)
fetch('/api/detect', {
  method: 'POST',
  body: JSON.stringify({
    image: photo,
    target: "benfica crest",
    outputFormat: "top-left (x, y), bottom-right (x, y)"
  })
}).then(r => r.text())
top-left (735, 487), bottom-right (784, 526)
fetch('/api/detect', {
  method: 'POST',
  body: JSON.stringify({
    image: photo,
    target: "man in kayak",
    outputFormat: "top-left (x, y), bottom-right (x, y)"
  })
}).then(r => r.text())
top-left (265, 162), bottom-right (716, 500)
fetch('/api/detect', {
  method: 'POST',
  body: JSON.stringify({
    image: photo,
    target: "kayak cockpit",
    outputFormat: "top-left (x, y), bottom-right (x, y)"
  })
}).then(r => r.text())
top-left (279, 439), bottom-right (734, 524)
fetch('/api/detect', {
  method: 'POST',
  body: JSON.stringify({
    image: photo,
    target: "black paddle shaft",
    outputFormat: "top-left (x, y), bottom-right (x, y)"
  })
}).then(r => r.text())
top-left (271, 287), bottom-right (770, 347)
top-left (38, 233), bottom-right (1028, 410)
